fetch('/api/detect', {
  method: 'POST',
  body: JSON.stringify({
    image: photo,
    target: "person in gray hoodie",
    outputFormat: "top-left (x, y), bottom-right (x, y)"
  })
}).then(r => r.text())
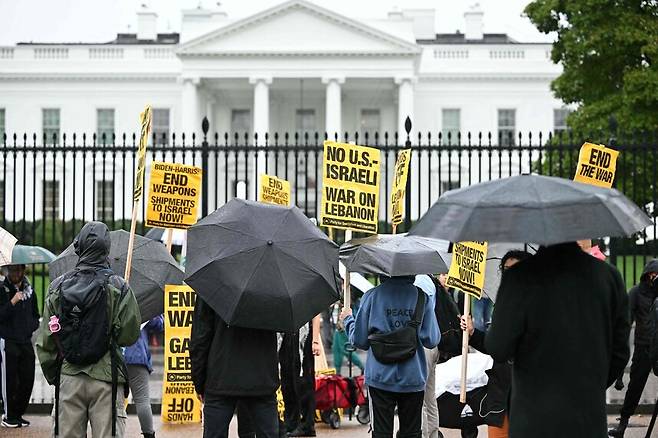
top-left (340, 275), bottom-right (439, 438)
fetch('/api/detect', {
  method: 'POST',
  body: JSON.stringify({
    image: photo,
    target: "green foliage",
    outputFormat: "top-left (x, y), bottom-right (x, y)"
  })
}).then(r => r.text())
top-left (525, 0), bottom-right (658, 133)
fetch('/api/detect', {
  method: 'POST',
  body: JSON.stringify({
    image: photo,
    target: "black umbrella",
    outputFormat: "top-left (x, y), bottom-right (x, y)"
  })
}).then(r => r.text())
top-left (410, 174), bottom-right (652, 246)
top-left (49, 230), bottom-right (185, 322)
top-left (185, 198), bottom-right (340, 332)
top-left (340, 233), bottom-right (450, 277)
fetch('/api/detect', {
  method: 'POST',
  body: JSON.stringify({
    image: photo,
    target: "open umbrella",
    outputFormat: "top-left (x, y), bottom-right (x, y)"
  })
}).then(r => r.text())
top-left (410, 174), bottom-right (652, 245)
top-left (49, 230), bottom-right (184, 322)
top-left (0, 227), bottom-right (18, 265)
top-left (340, 233), bottom-right (450, 277)
top-left (185, 198), bottom-right (340, 332)
top-left (7, 245), bottom-right (56, 266)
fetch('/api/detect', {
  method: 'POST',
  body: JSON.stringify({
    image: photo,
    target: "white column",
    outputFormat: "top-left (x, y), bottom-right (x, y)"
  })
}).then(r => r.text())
top-left (181, 77), bottom-right (200, 138)
top-left (322, 76), bottom-right (345, 140)
top-left (249, 76), bottom-right (272, 141)
top-left (249, 76), bottom-right (272, 200)
top-left (395, 76), bottom-right (415, 140)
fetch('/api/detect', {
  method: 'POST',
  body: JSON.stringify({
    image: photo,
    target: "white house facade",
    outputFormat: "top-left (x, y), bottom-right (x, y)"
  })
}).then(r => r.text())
top-left (0, 0), bottom-right (565, 223)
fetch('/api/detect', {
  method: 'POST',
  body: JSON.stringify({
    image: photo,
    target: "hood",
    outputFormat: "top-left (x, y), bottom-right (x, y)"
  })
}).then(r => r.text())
top-left (73, 222), bottom-right (111, 269)
top-left (641, 259), bottom-right (658, 282)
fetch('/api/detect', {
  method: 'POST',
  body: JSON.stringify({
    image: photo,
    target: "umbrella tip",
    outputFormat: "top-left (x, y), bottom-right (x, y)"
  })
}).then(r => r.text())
top-left (267, 240), bottom-right (273, 246)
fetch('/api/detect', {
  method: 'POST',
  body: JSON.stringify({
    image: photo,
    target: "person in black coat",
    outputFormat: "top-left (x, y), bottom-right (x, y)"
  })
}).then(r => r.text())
top-left (609, 259), bottom-right (658, 437)
top-left (190, 296), bottom-right (280, 438)
top-left (0, 264), bottom-right (40, 428)
top-left (485, 242), bottom-right (630, 438)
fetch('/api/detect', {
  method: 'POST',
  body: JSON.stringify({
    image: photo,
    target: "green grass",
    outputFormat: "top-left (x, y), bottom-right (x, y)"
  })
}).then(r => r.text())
top-left (616, 255), bottom-right (652, 290)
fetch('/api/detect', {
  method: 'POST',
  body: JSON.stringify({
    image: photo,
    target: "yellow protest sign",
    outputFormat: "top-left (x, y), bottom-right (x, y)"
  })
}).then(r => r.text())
top-left (446, 241), bottom-right (488, 299)
top-left (133, 106), bottom-right (152, 202)
top-left (573, 142), bottom-right (619, 188)
top-left (391, 149), bottom-right (411, 227)
top-left (146, 162), bottom-right (202, 229)
top-left (321, 141), bottom-right (381, 233)
top-left (259, 174), bottom-right (291, 206)
top-left (162, 284), bottom-right (202, 424)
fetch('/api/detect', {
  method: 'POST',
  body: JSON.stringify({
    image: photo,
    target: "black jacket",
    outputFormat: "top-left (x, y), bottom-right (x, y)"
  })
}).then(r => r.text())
top-left (485, 243), bottom-right (630, 438)
top-left (0, 276), bottom-right (40, 344)
top-left (629, 260), bottom-right (658, 346)
top-left (190, 297), bottom-right (279, 398)
top-left (651, 298), bottom-right (658, 375)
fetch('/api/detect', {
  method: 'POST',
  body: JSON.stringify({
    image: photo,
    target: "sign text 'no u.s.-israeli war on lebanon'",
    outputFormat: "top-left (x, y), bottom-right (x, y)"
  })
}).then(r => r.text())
top-left (321, 141), bottom-right (381, 233)
top-left (446, 241), bottom-right (489, 299)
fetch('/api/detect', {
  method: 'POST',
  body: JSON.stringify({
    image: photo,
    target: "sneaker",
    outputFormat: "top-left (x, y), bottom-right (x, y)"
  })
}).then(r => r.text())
top-left (19, 417), bottom-right (30, 427)
top-left (1, 418), bottom-right (21, 428)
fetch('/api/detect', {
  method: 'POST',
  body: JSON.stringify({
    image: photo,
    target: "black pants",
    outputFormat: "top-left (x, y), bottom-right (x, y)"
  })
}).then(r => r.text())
top-left (203, 394), bottom-right (279, 438)
top-left (0, 340), bottom-right (35, 420)
top-left (620, 345), bottom-right (652, 419)
top-left (279, 329), bottom-right (316, 432)
top-left (369, 386), bottom-right (424, 438)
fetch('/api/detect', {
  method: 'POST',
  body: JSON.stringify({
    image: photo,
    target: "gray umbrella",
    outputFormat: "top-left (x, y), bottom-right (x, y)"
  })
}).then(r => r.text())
top-left (340, 233), bottom-right (450, 277)
top-left (185, 198), bottom-right (340, 332)
top-left (49, 230), bottom-right (185, 322)
top-left (410, 174), bottom-right (652, 246)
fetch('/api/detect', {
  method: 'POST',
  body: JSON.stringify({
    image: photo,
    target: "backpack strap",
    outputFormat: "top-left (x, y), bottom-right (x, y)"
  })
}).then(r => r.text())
top-left (408, 286), bottom-right (426, 329)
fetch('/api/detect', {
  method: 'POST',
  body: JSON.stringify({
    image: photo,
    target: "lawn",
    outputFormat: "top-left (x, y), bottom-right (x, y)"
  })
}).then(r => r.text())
top-left (616, 255), bottom-right (654, 290)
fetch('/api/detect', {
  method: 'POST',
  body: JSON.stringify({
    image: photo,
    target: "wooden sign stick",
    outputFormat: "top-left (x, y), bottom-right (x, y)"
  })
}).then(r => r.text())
top-left (165, 228), bottom-right (174, 253)
top-left (124, 201), bottom-right (139, 282)
top-left (460, 295), bottom-right (471, 403)
top-left (343, 229), bottom-right (352, 310)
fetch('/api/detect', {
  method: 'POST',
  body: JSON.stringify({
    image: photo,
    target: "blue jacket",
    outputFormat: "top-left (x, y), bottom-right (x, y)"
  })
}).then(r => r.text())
top-left (344, 276), bottom-right (440, 393)
top-left (124, 315), bottom-right (164, 372)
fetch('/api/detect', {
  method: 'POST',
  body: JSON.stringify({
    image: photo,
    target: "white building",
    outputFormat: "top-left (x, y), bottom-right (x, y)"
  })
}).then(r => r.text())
top-left (0, 0), bottom-right (565, 223)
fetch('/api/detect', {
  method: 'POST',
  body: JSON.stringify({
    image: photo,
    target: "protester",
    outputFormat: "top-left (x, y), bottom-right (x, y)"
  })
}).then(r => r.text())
top-left (36, 221), bottom-right (141, 437)
top-left (280, 315), bottom-right (320, 437)
top-left (459, 250), bottom-right (532, 438)
top-left (485, 242), bottom-right (630, 437)
top-left (609, 259), bottom-right (658, 437)
top-left (190, 296), bottom-right (279, 438)
top-left (340, 275), bottom-right (439, 438)
top-left (124, 315), bottom-right (164, 438)
top-left (0, 264), bottom-right (39, 428)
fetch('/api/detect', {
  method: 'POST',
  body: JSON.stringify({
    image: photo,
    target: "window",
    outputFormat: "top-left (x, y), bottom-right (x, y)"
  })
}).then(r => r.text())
top-left (295, 109), bottom-right (316, 136)
top-left (43, 180), bottom-right (60, 217)
top-left (42, 108), bottom-right (60, 144)
top-left (95, 180), bottom-right (114, 221)
top-left (0, 109), bottom-right (5, 141)
top-left (231, 109), bottom-right (251, 137)
top-left (96, 109), bottom-right (115, 143)
top-left (359, 109), bottom-right (380, 140)
top-left (152, 108), bottom-right (170, 145)
top-left (497, 109), bottom-right (516, 146)
top-left (440, 180), bottom-right (458, 194)
top-left (442, 109), bottom-right (461, 143)
top-left (553, 108), bottom-right (570, 134)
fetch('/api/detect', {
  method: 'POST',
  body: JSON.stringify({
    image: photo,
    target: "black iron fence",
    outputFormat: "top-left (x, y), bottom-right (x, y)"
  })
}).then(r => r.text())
top-left (2, 120), bottom-right (657, 310)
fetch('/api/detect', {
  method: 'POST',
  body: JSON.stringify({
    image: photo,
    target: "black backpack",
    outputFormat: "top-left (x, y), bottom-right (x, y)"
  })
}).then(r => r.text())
top-left (57, 268), bottom-right (113, 365)
top-left (368, 287), bottom-right (426, 364)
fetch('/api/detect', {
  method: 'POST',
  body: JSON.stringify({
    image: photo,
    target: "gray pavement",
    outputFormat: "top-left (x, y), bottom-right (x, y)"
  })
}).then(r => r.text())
top-left (3, 414), bottom-right (655, 437)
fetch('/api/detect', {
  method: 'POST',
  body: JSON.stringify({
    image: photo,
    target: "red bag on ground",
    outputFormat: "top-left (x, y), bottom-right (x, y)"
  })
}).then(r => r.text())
top-left (315, 374), bottom-right (352, 410)
top-left (352, 375), bottom-right (367, 406)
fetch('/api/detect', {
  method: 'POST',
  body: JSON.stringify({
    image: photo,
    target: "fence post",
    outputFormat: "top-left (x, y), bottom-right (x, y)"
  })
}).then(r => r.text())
top-left (608, 116), bottom-right (618, 269)
top-left (404, 116), bottom-right (412, 232)
top-left (201, 117), bottom-right (209, 218)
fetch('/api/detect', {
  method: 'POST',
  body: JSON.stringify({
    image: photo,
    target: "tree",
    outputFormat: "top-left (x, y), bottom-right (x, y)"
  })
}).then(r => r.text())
top-left (525, 0), bottom-right (658, 133)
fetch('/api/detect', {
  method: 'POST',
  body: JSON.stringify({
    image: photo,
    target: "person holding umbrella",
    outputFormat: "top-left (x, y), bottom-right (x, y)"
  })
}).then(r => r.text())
top-left (0, 264), bottom-right (39, 428)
